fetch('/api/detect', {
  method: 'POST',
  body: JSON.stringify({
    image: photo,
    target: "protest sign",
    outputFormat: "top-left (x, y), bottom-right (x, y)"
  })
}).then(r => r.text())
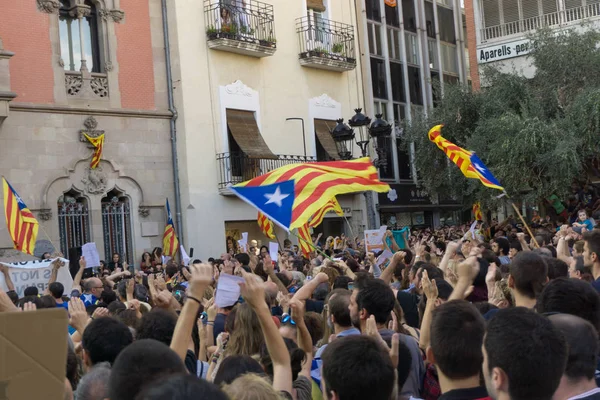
top-left (215, 273), bottom-right (245, 308)
top-left (82, 243), bottom-right (101, 268)
top-left (364, 225), bottom-right (387, 253)
top-left (0, 258), bottom-right (72, 297)
top-left (269, 242), bottom-right (279, 261)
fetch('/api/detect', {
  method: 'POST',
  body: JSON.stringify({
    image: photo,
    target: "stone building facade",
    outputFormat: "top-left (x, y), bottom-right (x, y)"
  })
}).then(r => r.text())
top-left (0, 0), bottom-right (175, 263)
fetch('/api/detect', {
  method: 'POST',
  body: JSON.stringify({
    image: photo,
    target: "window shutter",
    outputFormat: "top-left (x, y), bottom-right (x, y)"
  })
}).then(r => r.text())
top-left (564, 0), bottom-right (583, 9)
top-left (521, 0), bottom-right (540, 19)
top-left (482, 0), bottom-right (500, 27)
top-left (503, 0), bottom-right (520, 22)
top-left (307, 0), bottom-right (326, 12)
top-left (541, 0), bottom-right (558, 14)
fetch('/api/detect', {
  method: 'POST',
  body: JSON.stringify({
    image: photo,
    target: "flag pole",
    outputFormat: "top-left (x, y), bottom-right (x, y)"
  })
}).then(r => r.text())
top-left (343, 215), bottom-right (356, 241)
top-left (503, 192), bottom-right (540, 248)
top-left (37, 222), bottom-right (60, 255)
top-left (290, 229), bottom-right (333, 261)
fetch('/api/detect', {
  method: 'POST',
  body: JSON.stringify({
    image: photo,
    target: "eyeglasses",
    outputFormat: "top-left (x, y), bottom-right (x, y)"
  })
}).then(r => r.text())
top-left (281, 314), bottom-right (296, 326)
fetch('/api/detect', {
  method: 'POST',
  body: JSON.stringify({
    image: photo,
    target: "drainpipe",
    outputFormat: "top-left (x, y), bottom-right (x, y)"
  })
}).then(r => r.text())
top-left (161, 0), bottom-right (184, 245)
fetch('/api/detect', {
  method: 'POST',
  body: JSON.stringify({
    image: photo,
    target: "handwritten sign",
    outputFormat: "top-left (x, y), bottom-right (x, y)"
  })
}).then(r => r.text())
top-left (0, 258), bottom-right (73, 297)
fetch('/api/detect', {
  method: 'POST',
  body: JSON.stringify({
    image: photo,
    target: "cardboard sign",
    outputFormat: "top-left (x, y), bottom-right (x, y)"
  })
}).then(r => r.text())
top-left (0, 258), bottom-right (73, 297)
top-left (364, 226), bottom-right (387, 253)
top-left (0, 308), bottom-right (68, 399)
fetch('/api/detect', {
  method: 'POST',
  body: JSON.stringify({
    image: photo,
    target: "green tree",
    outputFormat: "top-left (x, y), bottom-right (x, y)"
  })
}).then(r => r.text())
top-left (402, 28), bottom-right (600, 210)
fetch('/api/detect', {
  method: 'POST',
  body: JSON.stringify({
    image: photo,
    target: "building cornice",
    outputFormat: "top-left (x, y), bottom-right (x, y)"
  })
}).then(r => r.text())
top-left (9, 103), bottom-right (172, 119)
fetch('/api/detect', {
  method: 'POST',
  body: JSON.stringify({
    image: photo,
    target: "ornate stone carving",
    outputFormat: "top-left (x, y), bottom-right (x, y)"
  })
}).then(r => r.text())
top-left (65, 74), bottom-right (83, 96)
top-left (38, 209), bottom-right (53, 221)
top-left (225, 80), bottom-right (253, 97)
top-left (69, 4), bottom-right (92, 19)
top-left (91, 76), bottom-right (109, 97)
top-left (58, 58), bottom-right (65, 68)
top-left (81, 166), bottom-right (107, 194)
top-left (79, 116), bottom-right (105, 143)
top-left (110, 9), bottom-right (125, 23)
top-left (36, 0), bottom-right (60, 14)
top-left (138, 206), bottom-right (150, 218)
top-left (314, 94), bottom-right (337, 108)
top-left (98, 9), bottom-right (110, 20)
top-left (104, 61), bottom-right (113, 72)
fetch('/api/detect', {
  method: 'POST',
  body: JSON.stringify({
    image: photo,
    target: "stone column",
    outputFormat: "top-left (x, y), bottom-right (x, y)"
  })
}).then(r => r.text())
top-left (0, 37), bottom-right (17, 123)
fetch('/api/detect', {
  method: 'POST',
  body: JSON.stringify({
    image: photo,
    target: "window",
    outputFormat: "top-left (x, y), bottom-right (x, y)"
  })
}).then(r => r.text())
top-left (441, 43), bottom-right (458, 74)
top-left (59, 0), bottom-right (101, 72)
top-left (366, 0), bottom-right (381, 21)
top-left (387, 28), bottom-right (401, 61)
top-left (371, 57), bottom-right (387, 99)
top-left (424, 1), bottom-right (435, 38)
top-left (390, 61), bottom-right (406, 102)
top-left (385, 4), bottom-right (400, 27)
top-left (431, 71), bottom-right (441, 106)
top-left (407, 66), bottom-right (423, 105)
top-left (368, 23), bottom-right (383, 55)
top-left (405, 33), bottom-right (419, 65)
top-left (58, 190), bottom-right (91, 256)
top-left (438, 6), bottom-right (456, 43)
top-left (102, 190), bottom-right (134, 264)
top-left (403, 0), bottom-right (417, 32)
top-left (376, 136), bottom-right (395, 180)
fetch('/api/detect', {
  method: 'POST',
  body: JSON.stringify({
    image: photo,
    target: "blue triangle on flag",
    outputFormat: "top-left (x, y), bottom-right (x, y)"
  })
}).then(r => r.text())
top-left (230, 180), bottom-right (295, 231)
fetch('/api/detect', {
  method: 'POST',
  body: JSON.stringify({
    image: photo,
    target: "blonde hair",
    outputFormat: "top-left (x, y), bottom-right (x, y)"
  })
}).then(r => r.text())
top-left (225, 303), bottom-right (264, 357)
top-left (222, 373), bottom-right (282, 400)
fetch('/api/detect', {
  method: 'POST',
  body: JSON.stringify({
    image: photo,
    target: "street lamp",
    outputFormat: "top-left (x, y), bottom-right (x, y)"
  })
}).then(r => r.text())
top-left (348, 108), bottom-right (371, 157)
top-left (330, 118), bottom-right (355, 160)
top-left (369, 113), bottom-right (392, 171)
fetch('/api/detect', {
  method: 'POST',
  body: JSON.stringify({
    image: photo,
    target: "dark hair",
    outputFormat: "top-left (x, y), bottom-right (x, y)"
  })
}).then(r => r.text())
top-left (100, 288), bottom-right (118, 305)
top-left (213, 355), bottom-right (265, 385)
top-left (509, 241), bottom-right (522, 252)
top-left (396, 337), bottom-right (413, 391)
top-left (235, 253), bottom-right (250, 266)
top-left (322, 336), bottom-right (395, 400)
top-left (49, 282), bottom-right (64, 299)
top-left (550, 314), bottom-right (599, 381)
top-left (509, 252), bottom-right (548, 299)
top-left (544, 245), bottom-right (557, 259)
top-left (484, 307), bottom-right (567, 400)
top-left (260, 338), bottom-right (305, 381)
top-left (474, 302), bottom-right (498, 315)
top-left (23, 286), bottom-right (38, 297)
top-left (537, 277), bottom-right (600, 332)
top-left (108, 301), bottom-right (127, 315)
top-left (329, 290), bottom-right (352, 327)
top-left (402, 249), bottom-right (414, 265)
top-left (545, 258), bottom-right (569, 280)
top-left (136, 309), bottom-right (178, 345)
top-left (109, 339), bottom-right (186, 400)
top-left (584, 230), bottom-right (600, 264)
top-left (82, 317), bottom-right (133, 365)
top-left (38, 295), bottom-right (56, 309)
top-left (18, 295), bottom-right (42, 309)
top-left (356, 279), bottom-right (396, 324)
top-left (276, 272), bottom-right (291, 288)
top-left (333, 275), bottom-right (352, 290)
top-left (495, 237), bottom-right (510, 256)
top-left (136, 373), bottom-right (229, 400)
top-left (430, 300), bottom-right (485, 379)
top-left (66, 346), bottom-right (80, 391)
top-left (117, 309), bottom-right (140, 330)
top-left (165, 264), bottom-right (178, 279)
top-left (313, 283), bottom-right (329, 301)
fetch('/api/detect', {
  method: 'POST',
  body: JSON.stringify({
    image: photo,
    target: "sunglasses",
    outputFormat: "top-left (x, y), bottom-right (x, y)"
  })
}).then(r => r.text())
top-left (281, 314), bottom-right (296, 326)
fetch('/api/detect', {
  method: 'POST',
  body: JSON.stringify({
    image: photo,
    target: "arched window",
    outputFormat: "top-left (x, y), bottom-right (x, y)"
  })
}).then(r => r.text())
top-left (59, 0), bottom-right (102, 72)
top-left (102, 190), bottom-right (134, 263)
top-left (57, 190), bottom-right (91, 255)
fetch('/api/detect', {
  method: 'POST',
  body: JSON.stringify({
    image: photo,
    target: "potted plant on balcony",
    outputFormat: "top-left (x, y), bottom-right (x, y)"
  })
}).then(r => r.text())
top-left (259, 36), bottom-right (277, 48)
top-left (332, 43), bottom-right (344, 54)
top-left (206, 26), bottom-right (218, 39)
top-left (311, 47), bottom-right (327, 57)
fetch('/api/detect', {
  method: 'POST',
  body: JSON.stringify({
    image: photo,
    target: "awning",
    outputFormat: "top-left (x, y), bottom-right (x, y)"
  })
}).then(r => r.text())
top-left (314, 119), bottom-right (339, 160)
top-left (307, 0), bottom-right (326, 12)
top-left (226, 109), bottom-right (277, 159)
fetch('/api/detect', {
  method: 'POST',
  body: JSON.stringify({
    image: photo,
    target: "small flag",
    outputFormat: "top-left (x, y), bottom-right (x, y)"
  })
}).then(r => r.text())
top-left (309, 197), bottom-right (344, 228)
top-left (162, 199), bottom-right (179, 258)
top-left (473, 202), bottom-right (483, 221)
top-left (2, 177), bottom-right (39, 255)
top-left (385, 0), bottom-right (397, 6)
top-left (297, 223), bottom-right (314, 258)
top-left (83, 133), bottom-right (105, 169)
top-left (257, 212), bottom-right (276, 239)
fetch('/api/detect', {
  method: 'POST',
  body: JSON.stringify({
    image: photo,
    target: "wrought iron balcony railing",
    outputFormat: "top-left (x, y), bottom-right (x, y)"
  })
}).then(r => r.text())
top-left (204, 0), bottom-right (276, 53)
top-left (296, 16), bottom-right (356, 71)
top-left (217, 152), bottom-right (317, 190)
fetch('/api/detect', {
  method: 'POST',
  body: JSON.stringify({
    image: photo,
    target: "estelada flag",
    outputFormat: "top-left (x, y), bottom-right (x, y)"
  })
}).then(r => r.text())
top-left (309, 197), bottom-right (344, 228)
top-left (473, 202), bottom-right (483, 221)
top-left (257, 212), bottom-right (276, 239)
top-left (83, 133), bottom-right (104, 169)
top-left (162, 199), bottom-right (179, 257)
top-left (2, 177), bottom-right (39, 255)
top-left (297, 223), bottom-right (314, 258)
top-left (230, 158), bottom-right (390, 231)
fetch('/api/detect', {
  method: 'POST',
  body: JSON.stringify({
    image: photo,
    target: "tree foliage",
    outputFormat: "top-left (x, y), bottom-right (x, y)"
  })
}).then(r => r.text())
top-left (403, 28), bottom-right (600, 210)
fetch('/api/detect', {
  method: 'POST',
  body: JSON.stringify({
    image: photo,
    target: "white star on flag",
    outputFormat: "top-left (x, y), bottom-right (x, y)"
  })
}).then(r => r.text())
top-left (264, 186), bottom-right (289, 207)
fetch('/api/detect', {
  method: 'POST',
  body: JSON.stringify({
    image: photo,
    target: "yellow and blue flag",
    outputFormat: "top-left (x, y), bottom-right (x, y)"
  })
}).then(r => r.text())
top-left (469, 153), bottom-right (504, 191)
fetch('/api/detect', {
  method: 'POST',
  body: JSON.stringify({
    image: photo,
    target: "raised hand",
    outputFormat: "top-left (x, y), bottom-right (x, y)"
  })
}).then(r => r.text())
top-left (239, 270), bottom-right (266, 310)
top-left (188, 263), bottom-right (213, 299)
top-left (68, 297), bottom-right (90, 334)
top-left (92, 307), bottom-right (110, 319)
top-left (421, 270), bottom-right (438, 301)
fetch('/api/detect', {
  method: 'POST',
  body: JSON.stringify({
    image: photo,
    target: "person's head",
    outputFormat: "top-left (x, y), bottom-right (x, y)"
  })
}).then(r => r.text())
top-left (508, 241), bottom-right (522, 259)
top-left (508, 252), bottom-right (548, 300)
top-left (583, 230), bottom-right (600, 269)
top-left (578, 210), bottom-right (588, 222)
top-left (545, 257), bottom-right (569, 280)
top-left (41, 252), bottom-right (52, 260)
top-left (112, 253), bottom-right (120, 263)
top-left (537, 277), bottom-right (600, 332)
top-left (351, 278), bottom-right (395, 329)
top-left (483, 307), bottom-right (567, 400)
top-left (38, 294), bottom-right (57, 309)
top-left (260, 337), bottom-right (305, 381)
top-left (48, 282), bottom-right (64, 300)
top-left (259, 245), bottom-right (269, 258)
top-left (23, 286), bottom-right (38, 297)
top-left (428, 300), bottom-right (485, 381)
top-left (304, 312), bottom-right (324, 346)
top-left (573, 240), bottom-right (585, 257)
top-left (137, 373), bottom-right (228, 400)
top-left (75, 362), bottom-right (111, 400)
top-left (109, 339), bottom-right (186, 400)
top-left (550, 314), bottom-right (599, 384)
top-left (222, 374), bottom-right (281, 400)
top-left (81, 317), bottom-right (133, 368)
top-left (321, 335), bottom-right (395, 400)
top-left (226, 303), bottom-right (264, 357)
top-left (328, 290), bottom-right (352, 329)
top-left (235, 253), bottom-right (250, 267)
top-left (213, 355), bottom-right (266, 385)
top-left (136, 309), bottom-right (178, 345)
top-left (84, 277), bottom-right (104, 297)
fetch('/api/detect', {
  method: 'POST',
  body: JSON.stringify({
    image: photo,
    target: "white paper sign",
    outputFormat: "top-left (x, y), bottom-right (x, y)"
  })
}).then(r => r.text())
top-left (0, 258), bottom-right (73, 297)
top-left (376, 249), bottom-right (394, 267)
top-left (82, 243), bottom-right (101, 268)
top-left (180, 245), bottom-right (191, 266)
top-left (269, 242), bottom-right (279, 261)
top-left (237, 232), bottom-right (249, 251)
top-left (365, 225), bottom-right (388, 253)
top-left (215, 273), bottom-right (245, 308)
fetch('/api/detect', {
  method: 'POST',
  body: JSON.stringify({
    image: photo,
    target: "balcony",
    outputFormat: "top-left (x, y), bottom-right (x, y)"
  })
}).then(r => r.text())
top-left (217, 152), bottom-right (317, 193)
top-left (204, 0), bottom-right (276, 58)
top-left (481, 3), bottom-right (600, 42)
top-left (296, 16), bottom-right (357, 72)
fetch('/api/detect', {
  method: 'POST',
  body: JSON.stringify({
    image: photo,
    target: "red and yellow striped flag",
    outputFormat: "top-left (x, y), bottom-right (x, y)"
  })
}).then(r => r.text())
top-left (428, 125), bottom-right (480, 180)
top-left (297, 223), bottom-right (314, 258)
top-left (2, 177), bottom-right (39, 255)
top-left (162, 199), bottom-right (179, 257)
top-left (309, 197), bottom-right (344, 228)
top-left (84, 133), bottom-right (105, 169)
top-left (235, 157), bottom-right (389, 230)
top-left (257, 212), bottom-right (275, 239)
top-left (473, 202), bottom-right (483, 221)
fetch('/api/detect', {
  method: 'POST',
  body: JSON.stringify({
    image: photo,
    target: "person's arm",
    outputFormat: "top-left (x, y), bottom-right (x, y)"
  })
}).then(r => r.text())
top-left (0, 286), bottom-right (18, 312)
top-left (380, 251), bottom-right (405, 285)
top-left (517, 232), bottom-right (531, 252)
top-left (449, 250), bottom-right (480, 301)
top-left (418, 270), bottom-right (438, 351)
top-left (439, 241), bottom-right (459, 272)
top-left (71, 256), bottom-right (86, 293)
top-left (264, 255), bottom-right (289, 295)
top-left (170, 263), bottom-right (213, 361)
top-left (198, 319), bottom-right (208, 362)
top-left (0, 265), bottom-right (15, 293)
top-left (291, 272), bottom-right (329, 302)
top-left (290, 299), bottom-right (313, 378)
top-left (240, 269), bottom-right (292, 394)
top-left (388, 231), bottom-right (401, 252)
top-left (205, 300), bottom-right (217, 351)
top-left (486, 263), bottom-right (498, 303)
top-left (337, 260), bottom-right (356, 280)
top-left (68, 297), bottom-right (91, 336)
top-left (556, 237), bottom-right (572, 264)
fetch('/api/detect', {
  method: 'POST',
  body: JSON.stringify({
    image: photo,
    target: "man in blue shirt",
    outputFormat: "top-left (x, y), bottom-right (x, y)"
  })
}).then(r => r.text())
top-left (79, 277), bottom-right (104, 307)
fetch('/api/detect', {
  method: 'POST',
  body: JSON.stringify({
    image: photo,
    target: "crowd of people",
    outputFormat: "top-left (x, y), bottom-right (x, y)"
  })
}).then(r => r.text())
top-left (2, 204), bottom-right (600, 400)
